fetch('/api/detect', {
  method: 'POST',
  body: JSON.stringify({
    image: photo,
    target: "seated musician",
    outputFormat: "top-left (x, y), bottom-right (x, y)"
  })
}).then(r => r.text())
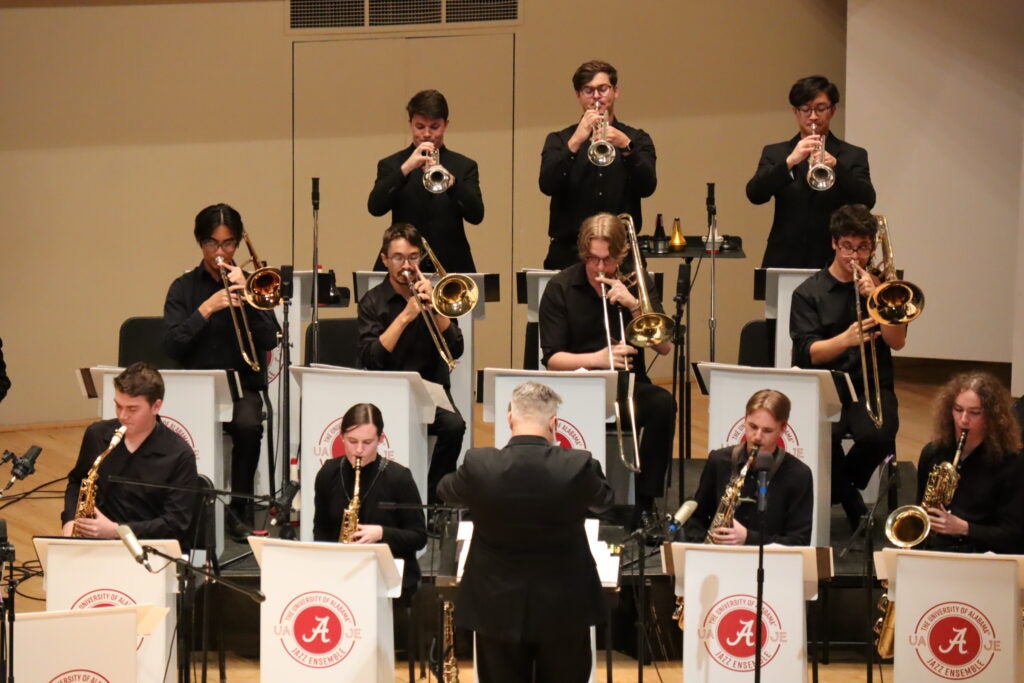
top-left (684, 389), bottom-right (813, 546)
top-left (538, 212), bottom-right (674, 520)
top-left (437, 381), bottom-right (615, 683)
top-left (915, 372), bottom-right (1024, 554)
top-left (61, 363), bottom-right (198, 547)
top-left (358, 223), bottom-right (466, 506)
top-left (790, 204), bottom-right (907, 531)
top-left (312, 402), bottom-right (427, 600)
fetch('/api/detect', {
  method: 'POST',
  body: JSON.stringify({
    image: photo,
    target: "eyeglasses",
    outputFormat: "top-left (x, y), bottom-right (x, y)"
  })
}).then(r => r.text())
top-left (200, 238), bottom-right (238, 251)
top-left (388, 253), bottom-right (422, 265)
top-left (580, 84), bottom-right (613, 97)
top-left (797, 103), bottom-right (835, 117)
top-left (585, 254), bottom-right (620, 266)
top-left (837, 242), bottom-right (873, 255)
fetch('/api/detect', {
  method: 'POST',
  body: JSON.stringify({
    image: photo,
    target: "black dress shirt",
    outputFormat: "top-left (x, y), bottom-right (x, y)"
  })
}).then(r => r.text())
top-left (539, 120), bottom-right (656, 243)
top-left (312, 456), bottom-right (428, 592)
top-left (357, 277), bottom-right (463, 388)
top-left (62, 418), bottom-right (198, 546)
top-left (790, 268), bottom-right (894, 392)
top-left (367, 145), bottom-right (484, 273)
top-left (917, 442), bottom-right (1024, 554)
top-left (0, 337), bottom-right (9, 403)
top-left (163, 263), bottom-right (279, 391)
top-left (686, 446), bottom-right (813, 546)
top-left (538, 261), bottom-right (661, 383)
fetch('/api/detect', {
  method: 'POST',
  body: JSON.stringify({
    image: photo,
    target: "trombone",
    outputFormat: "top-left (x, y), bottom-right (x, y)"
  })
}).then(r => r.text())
top-left (216, 231), bottom-right (282, 373)
top-left (851, 215), bottom-right (925, 427)
top-left (401, 265), bottom-right (457, 372)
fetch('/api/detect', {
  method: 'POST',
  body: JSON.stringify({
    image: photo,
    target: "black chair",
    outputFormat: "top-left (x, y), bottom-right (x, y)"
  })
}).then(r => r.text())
top-left (304, 318), bottom-right (361, 368)
top-left (737, 319), bottom-right (777, 368)
top-left (118, 316), bottom-right (181, 369)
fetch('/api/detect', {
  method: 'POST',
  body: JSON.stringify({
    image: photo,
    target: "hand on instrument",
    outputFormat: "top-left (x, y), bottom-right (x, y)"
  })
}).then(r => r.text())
top-left (786, 135), bottom-right (821, 168)
top-left (604, 126), bottom-right (630, 151)
top-left (710, 520), bottom-right (748, 546)
top-left (602, 342), bottom-right (637, 371)
top-left (850, 261), bottom-right (879, 297)
top-left (840, 318), bottom-right (880, 348)
top-left (401, 141), bottom-right (437, 175)
top-left (349, 524), bottom-right (384, 544)
top-left (569, 107), bottom-right (606, 150)
top-left (72, 508), bottom-right (118, 539)
top-left (596, 273), bottom-right (638, 311)
top-left (925, 506), bottom-right (969, 537)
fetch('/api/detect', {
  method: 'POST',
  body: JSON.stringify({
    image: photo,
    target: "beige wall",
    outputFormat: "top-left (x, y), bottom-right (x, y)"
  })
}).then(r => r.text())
top-left (0, 0), bottom-right (849, 425)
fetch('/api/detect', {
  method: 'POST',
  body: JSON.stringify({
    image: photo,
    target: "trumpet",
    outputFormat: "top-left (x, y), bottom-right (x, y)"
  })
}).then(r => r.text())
top-left (216, 231), bottom-right (281, 373)
top-left (422, 147), bottom-right (453, 194)
top-left (806, 122), bottom-right (835, 191)
top-left (587, 104), bottom-right (616, 167)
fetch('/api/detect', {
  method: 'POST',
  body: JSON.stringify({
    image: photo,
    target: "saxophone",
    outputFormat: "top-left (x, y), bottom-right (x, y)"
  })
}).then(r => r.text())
top-left (72, 425), bottom-right (127, 536)
top-left (875, 429), bottom-right (969, 657)
top-left (675, 445), bottom-right (757, 629)
top-left (338, 456), bottom-right (362, 543)
top-left (442, 600), bottom-right (459, 682)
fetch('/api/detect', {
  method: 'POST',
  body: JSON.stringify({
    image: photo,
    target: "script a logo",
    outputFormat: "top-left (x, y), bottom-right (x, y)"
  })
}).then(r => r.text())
top-left (275, 590), bottom-right (362, 669)
top-left (911, 601), bottom-right (999, 678)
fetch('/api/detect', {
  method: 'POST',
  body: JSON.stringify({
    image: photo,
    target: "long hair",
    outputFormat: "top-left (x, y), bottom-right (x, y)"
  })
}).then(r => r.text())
top-left (932, 372), bottom-right (1022, 457)
top-left (341, 403), bottom-right (384, 437)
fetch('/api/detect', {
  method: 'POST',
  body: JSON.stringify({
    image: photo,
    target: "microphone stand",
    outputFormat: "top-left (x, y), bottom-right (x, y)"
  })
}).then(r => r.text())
top-left (671, 262), bottom-right (691, 506)
top-left (0, 536), bottom-right (15, 683)
top-left (618, 518), bottom-right (667, 683)
top-left (309, 177), bottom-right (321, 364)
top-left (754, 469), bottom-right (769, 683)
top-left (277, 264), bottom-right (295, 513)
top-left (705, 183), bottom-right (719, 362)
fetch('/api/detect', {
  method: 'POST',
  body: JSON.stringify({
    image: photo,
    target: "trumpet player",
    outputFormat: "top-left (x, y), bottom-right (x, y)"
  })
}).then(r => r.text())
top-left (61, 363), bottom-right (197, 546)
top-left (747, 75), bottom-right (876, 269)
top-left (540, 60), bottom-right (657, 269)
top-left (685, 390), bottom-right (812, 546)
top-left (163, 203), bottom-right (279, 541)
top-left (916, 372), bottom-right (1024, 553)
top-left (791, 204), bottom-right (906, 531)
top-left (358, 223), bottom-right (465, 506)
top-left (539, 213), bottom-right (673, 522)
top-left (368, 89), bottom-right (484, 273)
top-left (313, 403), bottom-right (427, 600)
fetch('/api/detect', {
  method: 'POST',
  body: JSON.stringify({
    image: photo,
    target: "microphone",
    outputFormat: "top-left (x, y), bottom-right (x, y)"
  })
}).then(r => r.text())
top-left (754, 450), bottom-right (773, 514)
top-left (669, 500), bottom-right (698, 529)
top-left (706, 182), bottom-right (716, 216)
top-left (311, 177), bottom-right (320, 211)
top-left (270, 480), bottom-right (301, 527)
top-left (117, 524), bottom-right (153, 572)
top-left (2, 445), bottom-right (42, 493)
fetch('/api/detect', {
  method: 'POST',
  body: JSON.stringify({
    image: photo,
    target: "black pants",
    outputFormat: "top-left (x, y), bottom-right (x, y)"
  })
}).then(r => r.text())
top-left (475, 629), bottom-right (592, 683)
top-left (831, 388), bottom-right (899, 515)
top-left (427, 402), bottom-right (466, 505)
top-left (633, 381), bottom-right (676, 500)
top-left (226, 388), bottom-right (264, 518)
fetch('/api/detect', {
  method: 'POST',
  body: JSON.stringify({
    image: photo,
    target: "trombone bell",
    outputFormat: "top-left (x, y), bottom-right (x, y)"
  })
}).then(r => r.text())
top-left (433, 274), bottom-right (478, 318)
top-left (246, 267), bottom-right (283, 310)
top-left (867, 280), bottom-right (925, 326)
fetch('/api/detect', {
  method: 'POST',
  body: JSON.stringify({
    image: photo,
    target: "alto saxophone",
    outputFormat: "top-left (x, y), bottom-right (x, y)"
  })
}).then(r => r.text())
top-left (442, 600), bottom-right (459, 682)
top-left (72, 425), bottom-right (127, 536)
top-left (338, 456), bottom-right (362, 543)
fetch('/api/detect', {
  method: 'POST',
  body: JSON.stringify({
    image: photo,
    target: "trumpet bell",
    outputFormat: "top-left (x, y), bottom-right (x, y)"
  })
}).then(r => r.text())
top-left (807, 163), bottom-right (835, 191)
top-left (245, 267), bottom-right (283, 310)
top-left (868, 280), bottom-right (925, 326)
top-left (885, 504), bottom-right (931, 549)
top-left (627, 312), bottom-right (674, 347)
top-left (432, 273), bottom-right (479, 318)
top-left (588, 140), bottom-right (616, 167)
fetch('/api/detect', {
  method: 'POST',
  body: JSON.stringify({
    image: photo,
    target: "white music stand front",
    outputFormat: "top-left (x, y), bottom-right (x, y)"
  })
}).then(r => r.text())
top-left (763, 268), bottom-right (816, 368)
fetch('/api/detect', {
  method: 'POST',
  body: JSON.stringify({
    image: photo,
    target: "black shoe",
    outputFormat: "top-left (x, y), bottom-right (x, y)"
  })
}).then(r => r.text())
top-left (226, 514), bottom-right (253, 543)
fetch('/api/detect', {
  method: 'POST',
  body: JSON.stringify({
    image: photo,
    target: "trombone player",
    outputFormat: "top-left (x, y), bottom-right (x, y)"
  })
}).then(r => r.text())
top-left (790, 204), bottom-right (906, 531)
top-left (358, 223), bottom-right (466, 506)
top-left (163, 203), bottom-right (279, 540)
top-left (539, 213), bottom-right (674, 523)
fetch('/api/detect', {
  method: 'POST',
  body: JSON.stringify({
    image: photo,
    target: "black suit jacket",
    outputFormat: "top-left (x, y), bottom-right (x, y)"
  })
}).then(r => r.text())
top-left (367, 145), bottom-right (484, 273)
top-left (746, 133), bottom-right (875, 269)
top-left (436, 435), bottom-right (615, 641)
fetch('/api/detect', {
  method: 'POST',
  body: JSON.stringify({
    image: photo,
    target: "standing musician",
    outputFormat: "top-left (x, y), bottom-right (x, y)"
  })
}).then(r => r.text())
top-left (368, 89), bottom-right (484, 274)
top-left (358, 223), bottom-right (465, 505)
top-left (916, 372), bottom-right (1024, 554)
top-left (684, 389), bottom-right (813, 546)
top-left (61, 363), bottom-right (198, 547)
top-left (746, 75), bottom-right (876, 269)
top-left (437, 381), bottom-right (615, 683)
top-left (312, 403), bottom-right (427, 599)
top-left (163, 203), bottom-right (279, 540)
top-left (790, 204), bottom-right (906, 530)
top-left (538, 212), bottom-right (674, 520)
top-left (539, 60), bottom-right (657, 270)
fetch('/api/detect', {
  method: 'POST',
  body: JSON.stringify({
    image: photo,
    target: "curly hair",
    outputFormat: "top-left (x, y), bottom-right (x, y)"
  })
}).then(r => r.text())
top-left (932, 372), bottom-right (1022, 457)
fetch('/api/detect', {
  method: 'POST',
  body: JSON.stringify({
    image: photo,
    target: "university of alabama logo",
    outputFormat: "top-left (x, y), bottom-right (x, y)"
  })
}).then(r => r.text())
top-left (911, 602), bottom-right (999, 679)
top-left (50, 670), bottom-right (110, 683)
top-left (554, 418), bottom-right (586, 450)
top-left (71, 589), bottom-right (144, 650)
top-left (699, 594), bottom-right (786, 671)
top-left (275, 591), bottom-right (362, 668)
top-left (314, 417), bottom-right (393, 468)
top-left (161, 414), bottom-right (199, 459)
top-left (724, 418), bottom-right (802, 460)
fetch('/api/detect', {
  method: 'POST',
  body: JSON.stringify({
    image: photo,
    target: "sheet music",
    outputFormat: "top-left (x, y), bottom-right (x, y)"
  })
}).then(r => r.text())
top-left (423, 379), bottom-right (454, 412)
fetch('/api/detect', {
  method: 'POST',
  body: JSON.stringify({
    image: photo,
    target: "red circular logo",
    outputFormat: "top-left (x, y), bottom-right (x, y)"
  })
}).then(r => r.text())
top-left (554, 418), bottom-right (587, 450)
top-left (50, 671), bottom-right (110, 683)
top-left (161, 414), bottom-right (198, 459)
top-left (724, 418), bottom-right (802, 460)
top-left (699, 594), bottom-right (785, 671)
top-left (315, 416), bottom-right (392, 467)
top-left (913, 602), bottom-right (998, 679)
top-left (275, 591), bottom-right (361, 669)
top-left (71, 589), bottom-right (144, 650)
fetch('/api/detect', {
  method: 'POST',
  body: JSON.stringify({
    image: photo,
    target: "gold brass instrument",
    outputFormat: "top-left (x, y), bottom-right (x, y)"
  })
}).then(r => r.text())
top-left (706, 446), bottom-right (757, 544)
top-left (851, 215), bottom-right (925, 428)
top-left (599, 267), bottom-right (641, 473)
top-left (216, 255), bottom-right (262, 372)
top-left (216, 231), bottom-right (281, 372)
top-left (72, 425), bottom-right (127, 537)
top-left (422, 148), bottom-right (453, 194)
top-left (339, 456), bottom-right (362, 543)
top-left (422, 238), bottom-right (478, 318)
top-left (441, 600), bottom-right (459, 682)
top-left (806, 122), bottom-right (835, 191)
top-left (587, 103), bottom-right (616, 167)
top-left (874, 582), bottom-right (896, 659)
top-left (617, 213), bottom-right (675, 347)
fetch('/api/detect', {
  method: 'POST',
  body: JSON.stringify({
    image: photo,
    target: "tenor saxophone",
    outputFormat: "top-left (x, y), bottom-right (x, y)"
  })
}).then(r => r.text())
top-left (72, 425), bottom-right (127, 537)
top-left (338, 456), bottom-right (362, 543)
top-left (442, 600), bottom-right (459, 682)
